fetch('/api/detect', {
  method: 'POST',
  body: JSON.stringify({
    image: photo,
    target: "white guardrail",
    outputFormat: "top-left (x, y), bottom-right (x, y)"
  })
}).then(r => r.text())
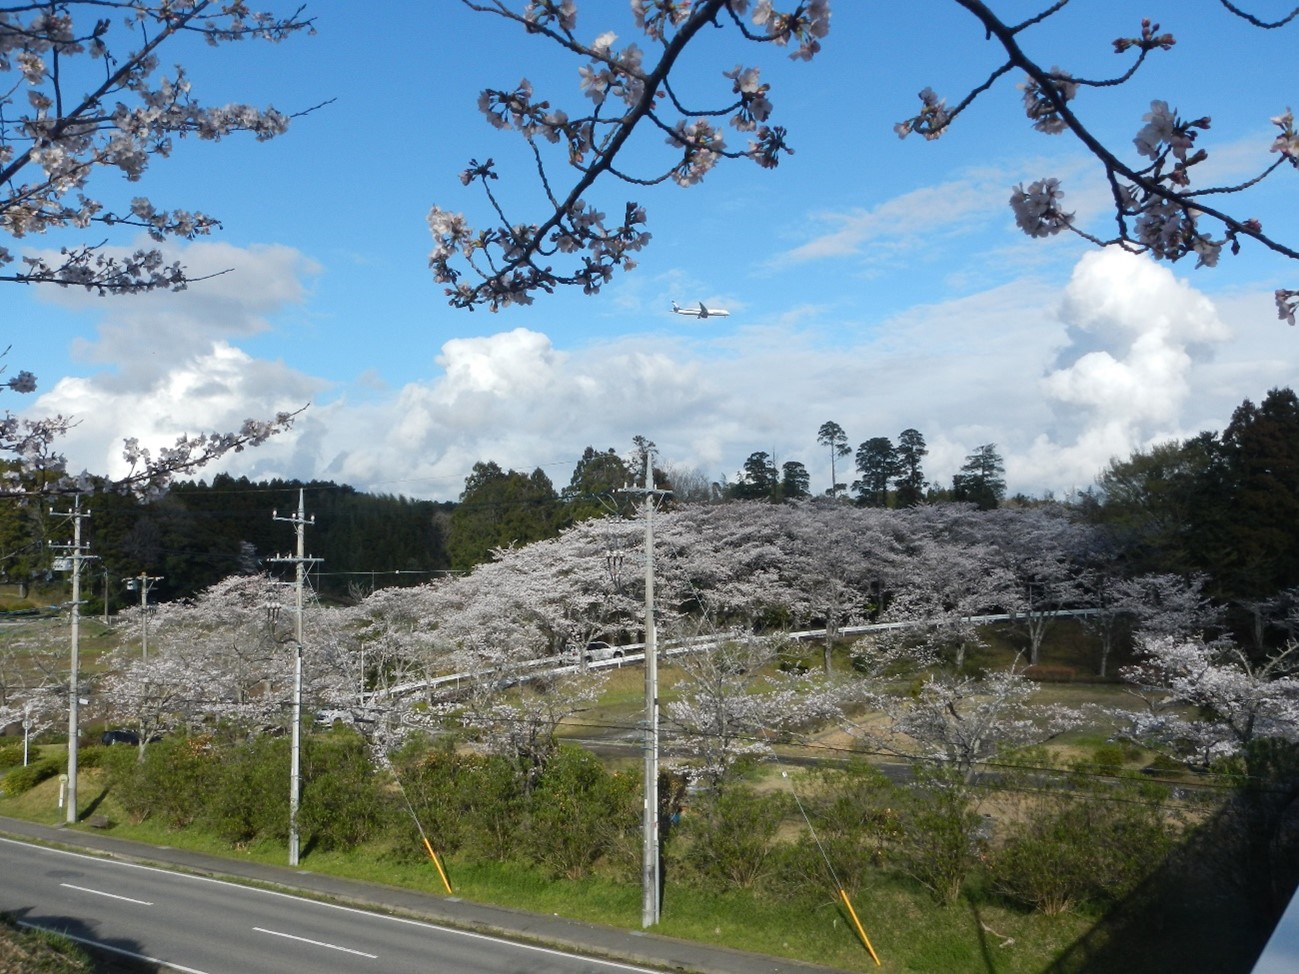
top-left (374, 608), bottom-right (1100, 703)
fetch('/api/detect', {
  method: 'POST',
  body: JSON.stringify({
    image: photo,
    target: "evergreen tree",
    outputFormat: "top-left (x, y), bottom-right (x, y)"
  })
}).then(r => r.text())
top-left (952, 444), bottom-right (1006, 510)
top-left (733, 452), bottom-right (779, 501)
top-left (781, 461), bottom-right (811, 501)
top-left (816, 421), bottom-right (851, 498)
top-left (894, 428), bottom-right (929, 507)
top-left (448, 463), bottom-right (560, 570)
top-left (562, 447), bottom-right (631, 523)
top-left (853, 437), bottom-right (898, 508)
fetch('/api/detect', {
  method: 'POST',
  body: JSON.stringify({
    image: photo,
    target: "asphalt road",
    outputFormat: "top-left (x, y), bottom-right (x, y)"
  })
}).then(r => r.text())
top-left (0, 836), bottom-right (664, 974)
top-left (0, 820), bottom-right (849, 974)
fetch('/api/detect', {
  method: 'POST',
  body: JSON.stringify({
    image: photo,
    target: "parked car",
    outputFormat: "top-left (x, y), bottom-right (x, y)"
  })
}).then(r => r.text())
top-left (101, 729), bottom-right (139, 746)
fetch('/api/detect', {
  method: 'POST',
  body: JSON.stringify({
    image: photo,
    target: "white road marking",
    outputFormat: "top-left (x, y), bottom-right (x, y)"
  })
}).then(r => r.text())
top-left (17, 921), bottom-right (212, 974)
top-left (59, 882), bottom-right (153, 906)
top-left (253, 925), bottom-right (379, 958)
top-left (2, 837), bottom-right (663, 972)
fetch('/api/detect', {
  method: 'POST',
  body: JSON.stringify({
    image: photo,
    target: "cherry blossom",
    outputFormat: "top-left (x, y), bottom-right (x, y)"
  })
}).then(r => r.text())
top-left (433, 0), bottom-right (816, 310)
top-left (1119, 634), bottom-right (1299, 769)
top-left (1009, 178), bottom-right (1073, 238)
top-left (848, 663), bottom-right (1085, 785)
top-left (0, 1), bottom-right (317, 293)
top-left (438, 2), bottom-right (1299, 310)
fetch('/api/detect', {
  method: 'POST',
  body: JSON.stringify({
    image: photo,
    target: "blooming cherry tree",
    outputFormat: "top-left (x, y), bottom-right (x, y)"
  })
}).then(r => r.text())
top-left (663, 628), bottom-right (843, 792)
top-left (1120, 634), bottom-right (1299, 770)
top-left (106, 574), bottom-right (359, 736)
top-left (440, 2), bottom-right (1299, 315)
top-left (849, 663), bottom-right (1085, 785)
top-left (0, 0), bottom-right (316, 293)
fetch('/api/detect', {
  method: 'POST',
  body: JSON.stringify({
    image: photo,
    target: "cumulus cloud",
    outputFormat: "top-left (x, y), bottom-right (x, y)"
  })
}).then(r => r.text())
top-left (35, 237), bottom-right (319, 389)
top-left (24, 240), bottom-right (324, 481)
top-left (17, 238), bottom-right (1289, 506)
top-left (1030, 249), bottom-right (1231, 483)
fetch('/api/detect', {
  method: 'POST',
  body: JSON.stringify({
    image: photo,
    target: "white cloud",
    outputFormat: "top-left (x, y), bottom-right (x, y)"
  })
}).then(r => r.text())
top-left (1038, 249), bottom-right (1231, 467)
top-left (34, 341), bottom-right (322, 481)
top-left (19, 240), bottom-right (1294, 506)
top-left (34, 238), bottom-right (319, 388)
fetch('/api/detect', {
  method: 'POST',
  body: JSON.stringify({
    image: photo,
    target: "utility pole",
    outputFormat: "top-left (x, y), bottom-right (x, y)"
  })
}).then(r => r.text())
top-left (123, 572), bottom-right (162, 662)
top-left (270, 489), bottom-right (319, 867)
top-left (51, 495), bottom-right (93, 826)
top-left (624, 448), bottom-right (670, 928)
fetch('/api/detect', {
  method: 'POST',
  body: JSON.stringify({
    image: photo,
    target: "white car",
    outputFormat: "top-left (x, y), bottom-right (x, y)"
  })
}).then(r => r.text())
top-left (565, 641), bottom-right (623, 663)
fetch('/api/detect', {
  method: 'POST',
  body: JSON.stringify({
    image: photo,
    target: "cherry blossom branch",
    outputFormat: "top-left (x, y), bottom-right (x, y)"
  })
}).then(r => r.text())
top-left (442, 2), bottom-right (1298, 320)
top-left (430, 0), bottom-right (826, 310)
top-left (1, 0), bottom-right (318, 292)
top-left (894, 2), bottom-right (1299, 323)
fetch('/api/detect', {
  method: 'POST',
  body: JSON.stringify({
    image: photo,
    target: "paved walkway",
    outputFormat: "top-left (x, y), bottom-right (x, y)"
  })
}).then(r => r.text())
top-left (0, 815), bottom-right (853, 974)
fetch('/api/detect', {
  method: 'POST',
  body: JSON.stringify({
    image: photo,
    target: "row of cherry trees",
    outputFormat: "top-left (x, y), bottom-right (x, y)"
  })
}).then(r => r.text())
top-left (7, 494), bottom-right (1296, 921)
top-left (12, 498), bottom-right (1293, 788)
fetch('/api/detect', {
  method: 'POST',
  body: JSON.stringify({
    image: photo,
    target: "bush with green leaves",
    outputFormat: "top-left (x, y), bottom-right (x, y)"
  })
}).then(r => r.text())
top-left (102, 735), bottom-right (220, 827)
top-left (990, 778), bottom-right (1181, 915)
top-left (1, 756), bottom-right (59, 796)
top-left (777, 761), bottom-right (902, 897)
top-left (523, 745), bottom-right (639, 880)
top-left (202, 735), bottom-right (290, 846)
top-left (677, 787), bottom-right (791, 891)
top-left (388, 737), bottom-right (531, 862)
top-left (886, 765), bottom-right (988, 904)
top-left (0, 741), bottom-right (24, 769)
top-left (297, 729), bottom-right (388, 852)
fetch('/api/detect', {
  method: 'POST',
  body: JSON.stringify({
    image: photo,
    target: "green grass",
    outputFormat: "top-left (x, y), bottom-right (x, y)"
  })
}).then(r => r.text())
top-left (0, 618), bottom-right (1269, 973)
top-left (0, 768), bottom-right (1104, 974)
top-left (0, 914), bottom-right (94, 974)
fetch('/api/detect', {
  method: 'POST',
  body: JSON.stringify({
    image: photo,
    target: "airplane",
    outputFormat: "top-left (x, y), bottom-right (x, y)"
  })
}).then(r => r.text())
top-left (672, 300), bottom-right (731, 319)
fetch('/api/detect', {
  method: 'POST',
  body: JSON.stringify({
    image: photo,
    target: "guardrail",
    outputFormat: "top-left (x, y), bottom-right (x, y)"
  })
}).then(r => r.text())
top-left (373, 608), bottom-right (1101, 703)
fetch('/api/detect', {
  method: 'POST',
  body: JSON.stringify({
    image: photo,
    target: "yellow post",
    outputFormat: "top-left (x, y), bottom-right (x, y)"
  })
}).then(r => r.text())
top-left (839, 887), bottom-right (882, 966)
top-left (421, 834), bottom-right (454, 894)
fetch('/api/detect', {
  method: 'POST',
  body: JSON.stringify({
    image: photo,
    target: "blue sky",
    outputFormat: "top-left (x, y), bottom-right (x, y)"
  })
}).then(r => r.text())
top-left (10, 1), bottom-right (1299, 501)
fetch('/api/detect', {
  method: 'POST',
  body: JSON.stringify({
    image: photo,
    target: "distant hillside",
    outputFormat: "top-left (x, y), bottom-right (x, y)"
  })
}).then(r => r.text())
top-left (80, 475), bottom-right (455, 606)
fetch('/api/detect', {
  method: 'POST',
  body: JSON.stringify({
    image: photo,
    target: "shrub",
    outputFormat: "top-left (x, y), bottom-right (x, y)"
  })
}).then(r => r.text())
top-left (0, 741), bottom-right (23, 769)
top-left (886, 767), bottom-right (986, 904)
top-left (298, 729), bottom-right (388, 852)
top-left (101, 735), bottom-right (219, 828)
top-left (389, 738), bottom-right (525, 862)
top-left (2, 757), bottom-right (60, 795)
top-left (203, 735), bottom-right (289, 845)
top-left (990, 783), bottom-right (1180, 914)
top-left (776, 762), bottom-right (901, 897)
top-left (523, 746), bottom-right (639, 880)
top-left (678, 787), bottom-right (791, 891)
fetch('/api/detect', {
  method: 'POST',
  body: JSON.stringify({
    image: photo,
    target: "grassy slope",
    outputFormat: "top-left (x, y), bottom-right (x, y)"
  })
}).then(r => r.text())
top-left (0, 915), bottom-right (93, 974)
